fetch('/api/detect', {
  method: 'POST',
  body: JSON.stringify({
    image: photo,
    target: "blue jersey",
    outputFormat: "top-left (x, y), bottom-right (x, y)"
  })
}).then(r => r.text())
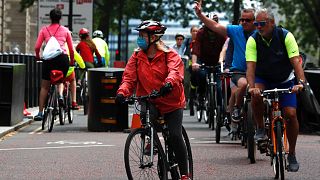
top-left (227, 25), bottom-right (256, 72)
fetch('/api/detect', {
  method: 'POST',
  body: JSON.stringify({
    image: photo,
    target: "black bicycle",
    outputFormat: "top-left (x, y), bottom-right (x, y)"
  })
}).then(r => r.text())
top-left (216, 70), bottom-right (246, 144)
top-left (59, 79), bottom-right (73, 125)
top-left (124, 91), bottom-right (193, 180)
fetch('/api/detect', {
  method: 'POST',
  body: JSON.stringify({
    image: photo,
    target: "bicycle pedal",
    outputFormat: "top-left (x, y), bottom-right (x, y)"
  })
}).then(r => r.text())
top-left (170, 163), bottom-right (178, 169)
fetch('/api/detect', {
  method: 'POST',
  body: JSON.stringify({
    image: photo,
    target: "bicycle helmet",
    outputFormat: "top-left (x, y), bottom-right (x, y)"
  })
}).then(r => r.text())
top-left (135, 20), bottom-right (167, 35)
top-left (79, 28), bottom-right (89, 38)
top-left (207, 12), bottom-right (219, 22)
top-left (93, 30), bottom-right (103, 38)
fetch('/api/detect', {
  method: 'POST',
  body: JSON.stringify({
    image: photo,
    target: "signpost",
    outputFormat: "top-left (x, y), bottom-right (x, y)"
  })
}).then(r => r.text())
top-left (38, 0), bottom-right (93, 40)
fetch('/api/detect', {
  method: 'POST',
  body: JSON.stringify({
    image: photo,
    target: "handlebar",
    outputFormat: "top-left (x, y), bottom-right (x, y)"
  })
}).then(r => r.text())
top-left (216, 71), bottom-right (246, 78)
top-left (261, 88), bottom-right (292, 97)
top-left (125, 90), bottom-right (161, 104)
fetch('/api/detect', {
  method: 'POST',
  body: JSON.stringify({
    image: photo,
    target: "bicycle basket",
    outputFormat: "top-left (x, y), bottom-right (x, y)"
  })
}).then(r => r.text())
top-left (50, 70), bottom-right (64, 85)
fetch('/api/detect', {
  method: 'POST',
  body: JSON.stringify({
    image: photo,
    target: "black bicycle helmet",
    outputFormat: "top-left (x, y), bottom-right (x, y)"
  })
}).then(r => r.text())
top-left (135, 20), bottom-right (167, 35)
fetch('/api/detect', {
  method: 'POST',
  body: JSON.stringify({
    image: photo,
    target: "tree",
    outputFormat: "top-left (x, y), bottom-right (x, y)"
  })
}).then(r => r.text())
top-left (262, 0), bottom-right (320, 65)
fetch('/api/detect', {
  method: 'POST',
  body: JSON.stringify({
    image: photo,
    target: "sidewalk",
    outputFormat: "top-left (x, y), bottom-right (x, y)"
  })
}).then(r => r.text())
top-left (0, 107), bottom-right (38, 138)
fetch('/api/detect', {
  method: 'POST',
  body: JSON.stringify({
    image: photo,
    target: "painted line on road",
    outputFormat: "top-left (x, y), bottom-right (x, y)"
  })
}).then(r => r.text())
top-left (0, 144), bottom-right (115, 151)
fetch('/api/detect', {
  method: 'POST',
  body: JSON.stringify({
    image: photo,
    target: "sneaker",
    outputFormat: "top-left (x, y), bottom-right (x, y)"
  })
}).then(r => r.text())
top-left (71, 102), bottom-right (80, 110)
top-left (254, 128), bottom-right (267, 141)
top-left (34, 112), bottom-right (43, 121)
top-left (231, 107), bottom-right (241, 122)
top-left (181, 175), bottom-right (191, 180)
top-left (287, 154), bottom-right (299, 172)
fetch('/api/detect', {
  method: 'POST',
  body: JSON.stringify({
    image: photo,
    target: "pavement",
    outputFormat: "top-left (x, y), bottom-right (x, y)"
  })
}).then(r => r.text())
top-left (0, 107), bottom-right (39, 138)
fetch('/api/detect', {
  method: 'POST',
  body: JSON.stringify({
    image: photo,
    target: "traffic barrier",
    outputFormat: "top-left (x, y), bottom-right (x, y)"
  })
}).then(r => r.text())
top-left (0, 52), bottom-right (41, 109)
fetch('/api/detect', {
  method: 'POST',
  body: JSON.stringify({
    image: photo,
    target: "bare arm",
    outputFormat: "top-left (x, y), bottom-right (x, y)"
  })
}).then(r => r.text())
top-left (194, 1), bottom-right (227, 37)
top-left (246, 61), bottom-right (256, 89)
top-left (290, 55), bottom-right (305, 92)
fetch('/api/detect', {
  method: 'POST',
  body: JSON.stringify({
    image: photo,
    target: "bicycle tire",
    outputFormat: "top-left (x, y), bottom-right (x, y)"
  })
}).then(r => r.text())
top-left (124, 128), bottom-right (167, 180)
top-left (208, 84), bottom-right (215, 130)
top-left (215, 106), bottom-right (222, 144)
top-left (59, 105), bottom-right (65, 125)
top-left (182, 126), bottom-right (193, 179)
top-left (67, 89), bottom-right (73, 124)
top-left (82, 79), bottom-right (88, 115)
top-left (189, 98), bottom-right (195, 116)
top-left (246, 102), bottom-right (256, 163)
top-left (275, 121), bottom-right (285, 180)
top-left (197, 108), bottom-right (203, 122)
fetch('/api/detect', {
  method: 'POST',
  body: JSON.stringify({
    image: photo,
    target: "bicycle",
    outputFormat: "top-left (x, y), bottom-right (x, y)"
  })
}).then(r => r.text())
top-left (215, 70), bottom-right (246, 144)
top-left (76, 67), bottom-right (88, 115)
top-left (59, 79), bottom-right (73, 125)
top-left (194, 64), bottom-right (220, 130)
top-left (124, 90), bottom-right (193, 180)
top-left (41, 69), bottom-right (65, 132)
top-left (247, 88), bottom-right (292, 179)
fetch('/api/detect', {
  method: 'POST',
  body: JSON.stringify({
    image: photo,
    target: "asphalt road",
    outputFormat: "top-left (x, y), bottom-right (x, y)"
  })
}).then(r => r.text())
top-left (0, 107), bottom-right (319, 179)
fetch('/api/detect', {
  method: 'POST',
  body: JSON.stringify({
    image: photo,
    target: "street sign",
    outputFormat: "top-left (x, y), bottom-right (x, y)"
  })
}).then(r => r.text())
top-left (38, 0), bottom-right (93, 40)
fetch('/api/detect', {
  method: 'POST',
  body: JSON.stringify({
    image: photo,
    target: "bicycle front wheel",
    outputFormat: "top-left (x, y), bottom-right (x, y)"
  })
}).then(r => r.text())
top-left (124, 128), bottom-right (167, 180)
top-left (246, 102), bottom-right (256, 164)
top-left (182, 126), bottom-right (193, 179)
top-left (274, 121), bottom-right (285, 180)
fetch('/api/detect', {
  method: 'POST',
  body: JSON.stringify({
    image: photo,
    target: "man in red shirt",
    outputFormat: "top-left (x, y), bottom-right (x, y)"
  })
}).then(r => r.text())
top-left (191, 13), bottom-right (226, 116)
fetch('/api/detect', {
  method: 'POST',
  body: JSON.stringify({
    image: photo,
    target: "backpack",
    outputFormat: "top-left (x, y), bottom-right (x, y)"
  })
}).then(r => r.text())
top-left (43, 26), bottom-right (63, 60)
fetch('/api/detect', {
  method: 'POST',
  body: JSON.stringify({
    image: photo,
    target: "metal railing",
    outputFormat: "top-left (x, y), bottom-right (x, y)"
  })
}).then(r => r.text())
top-left (0, 52), bottom-right (41, 108)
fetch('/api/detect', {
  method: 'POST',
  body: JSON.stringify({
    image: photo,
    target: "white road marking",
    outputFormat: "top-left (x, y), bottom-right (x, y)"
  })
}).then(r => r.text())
top-left (0, 144), bottom-right (115, 151)
top-left (46, 140), bottom-right (103, 145)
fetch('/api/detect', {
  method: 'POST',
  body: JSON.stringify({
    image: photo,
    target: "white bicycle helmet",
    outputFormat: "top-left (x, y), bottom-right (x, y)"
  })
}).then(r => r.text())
top-left (93, 30), bottom-right (104, 38)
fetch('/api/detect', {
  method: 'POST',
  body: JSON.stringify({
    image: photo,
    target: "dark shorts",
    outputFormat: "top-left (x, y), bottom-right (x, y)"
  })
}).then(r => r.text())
top-left (42, 54), bottom-right (69, 81)
top-left (231, 69), bottom-right (246, 86)
top-left (255, 77), bottom-right (297, 108)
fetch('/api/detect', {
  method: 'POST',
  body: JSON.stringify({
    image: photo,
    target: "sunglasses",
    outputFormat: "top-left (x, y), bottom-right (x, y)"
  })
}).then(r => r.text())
top-left (254, 21), bottom-right (267, 27)
top-left (239, 18), bottom-right (253, 23)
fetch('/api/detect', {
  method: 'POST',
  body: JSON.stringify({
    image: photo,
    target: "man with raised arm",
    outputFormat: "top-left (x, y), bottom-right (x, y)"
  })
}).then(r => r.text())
top-left (194, 2), bottom-right (256, 122)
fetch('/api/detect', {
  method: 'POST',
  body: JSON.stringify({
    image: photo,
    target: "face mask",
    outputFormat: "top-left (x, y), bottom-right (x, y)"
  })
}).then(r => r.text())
top-left (137, 36), bottom-right (148, 50)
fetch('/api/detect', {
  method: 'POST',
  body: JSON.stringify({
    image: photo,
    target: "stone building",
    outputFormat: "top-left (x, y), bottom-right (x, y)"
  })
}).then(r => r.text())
top-left (0, 0), bottom-right (37, 54)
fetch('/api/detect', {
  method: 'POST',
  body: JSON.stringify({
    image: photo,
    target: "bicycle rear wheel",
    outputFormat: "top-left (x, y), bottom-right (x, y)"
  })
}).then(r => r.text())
top-left (42, 88), bottom-right (55, 132)
top-left (82, 78), bottom-right (88, 115)
top-left (246, 102), bottom-right (256, 163)
top-left (215, 106), bottom-right (222, 144)
top-left (59, 105), bottom-right (65, 125)
top-left (124, 128), bottom-right (167, 180)
top-left (66, 89), bottom-right (73, 124)
top-left (274, 121), bottom-right (285, 180)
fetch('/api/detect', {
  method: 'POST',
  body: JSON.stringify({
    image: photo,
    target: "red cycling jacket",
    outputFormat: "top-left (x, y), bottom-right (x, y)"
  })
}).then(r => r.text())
top-left (117, 47), bottom-right (185, 114)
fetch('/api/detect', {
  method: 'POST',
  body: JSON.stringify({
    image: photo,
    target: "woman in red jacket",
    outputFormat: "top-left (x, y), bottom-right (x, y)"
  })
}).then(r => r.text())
top-left (76, 28), bottom-right (102, 81)
top-left (116, 20), bottom-right (190, 180)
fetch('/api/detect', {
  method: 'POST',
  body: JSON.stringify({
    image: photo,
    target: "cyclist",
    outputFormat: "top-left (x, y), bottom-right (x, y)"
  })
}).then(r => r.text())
top-left (34, 8), bottom-right (74, 121)
top-left (76, 28), bottom-right (102, 84)
top-left (194, 2), bottom-right (256, 122)
top-left (65, 43), bottom-right (86, 110)
top-left (191, 12), bottom-right (226, 112)
top-left (92, 30), bottom-right (110, 67)
top-left (172, 33), bottom-right (186, 56)
top-left (246, 8), bottom-right (305, 172)
top-left (185, 25), bottom-right (199, 113)
top-left (115, 20), bottom-right (190, 180)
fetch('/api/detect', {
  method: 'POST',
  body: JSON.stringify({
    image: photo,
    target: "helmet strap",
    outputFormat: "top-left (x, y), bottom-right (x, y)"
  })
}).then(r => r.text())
top-left (144, 33), bottom-right (161, 52)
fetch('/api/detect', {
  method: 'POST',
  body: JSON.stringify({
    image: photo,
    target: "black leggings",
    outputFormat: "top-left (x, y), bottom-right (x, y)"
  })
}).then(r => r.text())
top-left (140, 103), bottom-right (188, 175)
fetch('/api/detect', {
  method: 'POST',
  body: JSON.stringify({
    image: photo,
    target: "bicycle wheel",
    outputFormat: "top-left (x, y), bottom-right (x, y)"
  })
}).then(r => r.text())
top-left (67, 89), bottom-right (73, 124)
top-left (208, 85), bottom-right (215, 130)
top-left (215, 106), bottom-right (222, 144)
top-left (59, 105), bottom-right (65, 125)
top-left (246, 102), bottom-right (256, 163)
top-left (182, 126), bottom-right (193, 179)
top-left (124, 128), bottom-right (167, 180)
top-left (82, 78), bottom-right (88, 115)
top-left (42, 88), bottom-right (55, 132)
top-left (274, 121), bottom-right (285, 180)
